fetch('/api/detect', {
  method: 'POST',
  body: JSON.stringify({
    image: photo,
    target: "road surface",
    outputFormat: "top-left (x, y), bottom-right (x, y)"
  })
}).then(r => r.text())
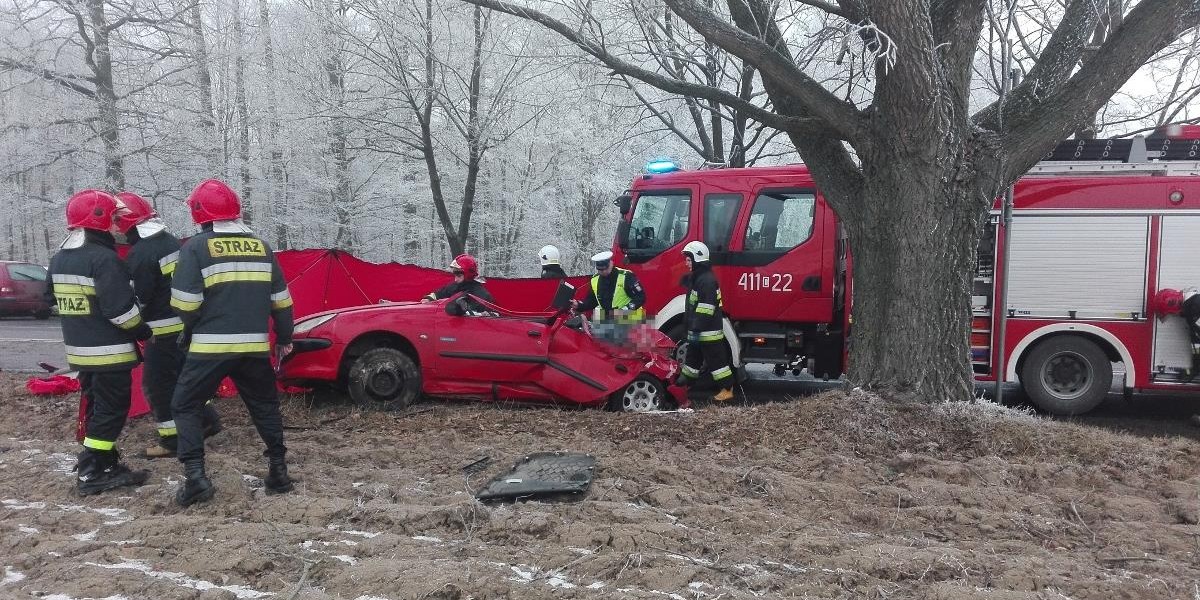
top-left (0, 316), bottom-right (64, 373)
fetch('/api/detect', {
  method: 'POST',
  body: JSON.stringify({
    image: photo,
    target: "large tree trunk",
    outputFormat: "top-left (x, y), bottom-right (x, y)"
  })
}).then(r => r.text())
top-left (844, 136), bottom-right (993, 402)
top-left (87, 0), bottom-right (123, 190)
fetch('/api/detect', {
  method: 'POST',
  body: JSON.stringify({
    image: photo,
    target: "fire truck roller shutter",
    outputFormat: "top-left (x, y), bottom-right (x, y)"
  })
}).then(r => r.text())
top-left (1006, 215), bottom-right (1148, 320)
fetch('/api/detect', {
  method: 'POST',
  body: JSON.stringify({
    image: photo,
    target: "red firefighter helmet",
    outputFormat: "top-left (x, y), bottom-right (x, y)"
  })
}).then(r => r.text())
top-left (114, 191), bottom-right (157, 234)
top-left (1153, 288), bottom-right (1185, 318)
top-left (187, 179), bottom-right (241, 224)
top-left (65, 189), bottom-right (120, 231)
top-left (450, 254), bottom-right (478, 280)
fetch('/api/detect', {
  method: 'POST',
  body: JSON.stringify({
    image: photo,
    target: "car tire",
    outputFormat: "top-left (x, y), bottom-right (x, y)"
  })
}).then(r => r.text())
top-left (608, 376), bottom-right (668, 412)
top-left (347, 347), bottom-right (421, 411)
top-left (33, 308), bottom-right (51, 320)
top-left (1020, 335), bottom-right (1112, 416)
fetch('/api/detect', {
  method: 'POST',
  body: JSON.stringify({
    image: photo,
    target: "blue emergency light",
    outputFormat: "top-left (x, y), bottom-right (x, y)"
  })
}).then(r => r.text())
top-left (644, 159), bottom-right (679, 174)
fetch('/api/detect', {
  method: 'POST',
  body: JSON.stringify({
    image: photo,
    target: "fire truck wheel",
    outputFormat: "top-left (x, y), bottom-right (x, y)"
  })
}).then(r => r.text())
top-left (1020, 336), bottom-right (1112, 416)
top-left (347, 347), bottom-right (422, 411)
top-left (608, 376), bottom-right (667, 412)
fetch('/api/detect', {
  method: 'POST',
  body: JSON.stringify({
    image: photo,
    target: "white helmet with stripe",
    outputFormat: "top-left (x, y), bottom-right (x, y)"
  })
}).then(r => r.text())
top-left (538, 245), bottom-right (561, 266)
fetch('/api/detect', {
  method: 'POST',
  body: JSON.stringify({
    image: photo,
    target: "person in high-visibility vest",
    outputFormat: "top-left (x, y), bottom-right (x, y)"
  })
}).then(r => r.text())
top-left (676, 241), bottom-right (735, 403)
top-left (47, 190), bottom-right (152, 495)
top-left (572, 251), bottom-right (645, 322)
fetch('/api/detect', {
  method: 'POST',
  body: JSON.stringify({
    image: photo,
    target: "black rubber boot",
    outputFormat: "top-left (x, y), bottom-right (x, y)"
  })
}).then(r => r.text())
top-left (175, 459), bottom-right (215, 507)
top-left (76, 450), bottom-right (148, 496)
top-left (264, 456), bottom-right (294, 495)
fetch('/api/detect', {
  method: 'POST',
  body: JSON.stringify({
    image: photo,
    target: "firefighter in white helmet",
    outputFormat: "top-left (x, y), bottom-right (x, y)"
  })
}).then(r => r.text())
top-left (677, 240), bottom-right (735, 403)
top-left (538, 245), bottom-right (567, 279)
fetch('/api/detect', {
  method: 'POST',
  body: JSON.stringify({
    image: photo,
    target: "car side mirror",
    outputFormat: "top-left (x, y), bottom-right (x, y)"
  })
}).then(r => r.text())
top-left (615, 194), bottom-right (632, 215)
top-left (616, 221), bottom-right (630, 250)
top-left (445, 299), bottom-right (464, 317)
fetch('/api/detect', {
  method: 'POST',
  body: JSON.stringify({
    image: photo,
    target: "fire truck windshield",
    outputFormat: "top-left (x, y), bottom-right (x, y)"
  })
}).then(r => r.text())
top-left (626, 192), bottom-right (691, 259)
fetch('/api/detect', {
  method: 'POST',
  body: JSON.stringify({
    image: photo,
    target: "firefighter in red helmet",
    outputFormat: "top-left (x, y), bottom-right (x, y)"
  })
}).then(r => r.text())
top-left (116, 191), bottom-right (222, 459)
top-left (169, 179), bottom-right (295, 506)
top-left (47, 189), bottom-right (153, 495)
top-left (421, 254), bottom-right (494, 311)
top-left (1153, 287), bottom-right (1200, 381)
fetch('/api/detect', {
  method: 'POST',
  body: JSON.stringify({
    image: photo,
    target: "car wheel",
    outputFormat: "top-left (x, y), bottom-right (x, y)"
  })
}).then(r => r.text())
top-left (33, 308), bottom-right (51, 320)
top-left (608, 376), bottom-right (667, 412)
top-left (347, 347), bottom-right (421, 411)
top-left (1020, 335), bottom-right (1112, 416)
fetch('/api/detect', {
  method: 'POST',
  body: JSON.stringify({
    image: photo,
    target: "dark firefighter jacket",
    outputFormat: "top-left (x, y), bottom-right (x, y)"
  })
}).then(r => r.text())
top-left (125, 229), bottom-right (185, 337)
top-left (170, 229), bottom-right (293, 359)
top-left (47, 230), bottom-right (151, 371)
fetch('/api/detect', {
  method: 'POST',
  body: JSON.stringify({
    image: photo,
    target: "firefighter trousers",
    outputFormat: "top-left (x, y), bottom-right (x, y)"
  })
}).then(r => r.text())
top-left (143, 335), bottom-right (219, 446)
top-left (681, 338), bottom-right (734, 390)
top-left (173, 356), bottom-right (286, 464)
top-left (79, 370), bottom-right (132, 452)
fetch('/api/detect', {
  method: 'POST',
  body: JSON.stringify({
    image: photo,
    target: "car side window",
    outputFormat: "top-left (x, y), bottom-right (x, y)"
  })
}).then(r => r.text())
top-left (8, 264), bottom-right (47, 281)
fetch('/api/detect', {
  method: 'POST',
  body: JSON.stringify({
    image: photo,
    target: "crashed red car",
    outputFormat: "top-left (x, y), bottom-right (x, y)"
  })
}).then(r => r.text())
top-left (279, 290), bottom-right (686, 412)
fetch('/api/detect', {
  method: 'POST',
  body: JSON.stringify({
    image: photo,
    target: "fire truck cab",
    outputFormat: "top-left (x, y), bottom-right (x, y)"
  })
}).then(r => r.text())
top-left (612, 127), bottom-right (1200, 415)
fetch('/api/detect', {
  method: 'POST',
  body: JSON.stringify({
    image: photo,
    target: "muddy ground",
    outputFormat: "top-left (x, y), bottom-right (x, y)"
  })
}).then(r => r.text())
top-left (1, 374), bottom-right (1199, 600)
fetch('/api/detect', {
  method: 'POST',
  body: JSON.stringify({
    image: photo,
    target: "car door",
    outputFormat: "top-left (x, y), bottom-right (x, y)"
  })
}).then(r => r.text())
top-left (7, 263), bottom-right (48, 312)
top-left (433, 302), bottom-right (550, 393)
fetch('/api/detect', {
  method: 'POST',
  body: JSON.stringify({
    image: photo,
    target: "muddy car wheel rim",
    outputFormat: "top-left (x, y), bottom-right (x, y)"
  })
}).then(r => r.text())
top-left (369, 371), bottom-right (401, 399)
top-left (622, 380), bottom-right (660, 412)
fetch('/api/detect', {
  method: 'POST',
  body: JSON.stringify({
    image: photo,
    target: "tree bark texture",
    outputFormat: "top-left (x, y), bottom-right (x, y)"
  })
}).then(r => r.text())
top-left (87, 0), bottom-right (123, 190)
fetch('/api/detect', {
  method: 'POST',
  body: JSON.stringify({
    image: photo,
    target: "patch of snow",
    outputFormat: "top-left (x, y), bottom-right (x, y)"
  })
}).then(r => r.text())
top-left (56, 504), bottom-right (87, 512)
top-left (18, 526), bottom-right (38, 534)
top-left (47, 552), bottom-right (62, 557)
top-left (2, 566), bottom-right (26, 585)
top-left (73, 529), bottom-right (99, 541)
top-left (110, 540), bottom-right (142, 546)
top-left (353, 596), bottom-right (392, 600)
top-left (665, 553), bottom-right (713, 567)
top-left (332, 555), bottom-right (357, 565)
top-left (48, 453), bottom-right (77, 474)
top-left (587, 582), bottom-right (605, 589)
top-left (85, 558), bottom-right (270, 599)
top-left (2, 499), bottom-right (46, 510)
top-left (333, 527), bottom-right (380, 538)
top-left (689, 582), bottom-right (712, 590)
top-left (352, 482), bottom-right (364, 488)
top-left (567, 547), bottom-right (595, 555)
top-left (411, 535), bottom-right (442, 543)
top-left (92, 508), bottom-right (125, 518)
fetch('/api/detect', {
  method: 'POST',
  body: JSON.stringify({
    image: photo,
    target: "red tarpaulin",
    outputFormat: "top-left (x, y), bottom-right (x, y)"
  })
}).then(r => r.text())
top-left (276, 249), bottom-right (591, 318)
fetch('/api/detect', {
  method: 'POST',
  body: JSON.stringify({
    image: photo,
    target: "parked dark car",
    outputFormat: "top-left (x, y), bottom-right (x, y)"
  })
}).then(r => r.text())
top-left (0, 261), bottom-right (51, 319)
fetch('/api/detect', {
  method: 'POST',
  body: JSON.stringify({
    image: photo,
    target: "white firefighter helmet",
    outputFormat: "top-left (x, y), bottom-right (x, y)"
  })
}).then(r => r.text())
top-left (682, 240), bottom-right (710, 263)
top-left (538, 245), bottom-right (561, 266)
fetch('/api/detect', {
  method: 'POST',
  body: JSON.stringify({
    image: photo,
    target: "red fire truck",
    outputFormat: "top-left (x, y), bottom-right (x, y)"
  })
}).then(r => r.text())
top-left (611, 129), bottom-right (1200, 415)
